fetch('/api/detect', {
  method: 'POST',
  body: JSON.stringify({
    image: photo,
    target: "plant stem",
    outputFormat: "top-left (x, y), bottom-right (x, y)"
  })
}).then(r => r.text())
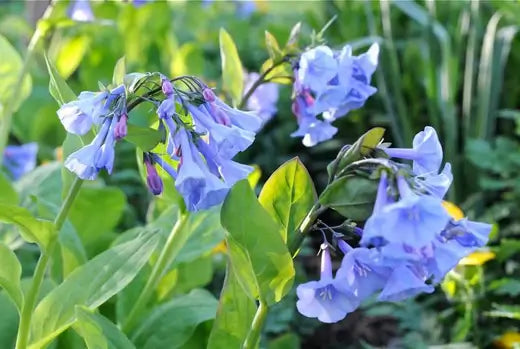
top-left (288, 202), bottom-right (326, 257)
top-left (0, 0), bottom-right (56, 163)
top-left (242, 301), bottom-right (268, 349)
top-left (238, 59), bottom-right (287, 110)
top-left (123, 212), bottom-right (190, 333)
top-left (15, 177), bottom-right (83, 349)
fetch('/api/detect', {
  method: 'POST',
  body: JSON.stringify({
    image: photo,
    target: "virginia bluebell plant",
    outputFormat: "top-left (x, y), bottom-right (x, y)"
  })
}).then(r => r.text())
top-left (244, 72), bottom-right (279, 124)
top-left (296, 126), bottom-right (492, 323)
top-left (2, 143), bottom-right (38, 180)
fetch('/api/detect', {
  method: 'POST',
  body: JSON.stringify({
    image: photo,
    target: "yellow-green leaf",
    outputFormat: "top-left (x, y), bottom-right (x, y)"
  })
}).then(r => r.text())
top-left (219, 28), bottom-right (243, 105)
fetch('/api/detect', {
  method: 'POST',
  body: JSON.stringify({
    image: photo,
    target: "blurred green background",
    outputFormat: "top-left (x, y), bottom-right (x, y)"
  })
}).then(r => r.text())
top-left (2, 0), bottom-right (520, 347)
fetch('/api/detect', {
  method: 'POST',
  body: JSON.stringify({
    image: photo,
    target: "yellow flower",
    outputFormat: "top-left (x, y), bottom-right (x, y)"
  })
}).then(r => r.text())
top-left (494, 332), bottom-right (520, 348)
top-left (442, 201), bottom-right (464, 220)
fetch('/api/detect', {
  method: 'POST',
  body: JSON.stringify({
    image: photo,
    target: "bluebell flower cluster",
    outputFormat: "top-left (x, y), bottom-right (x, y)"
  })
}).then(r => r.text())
top-left (57, 85), bottom-right (127, 180)
top-left (243, 72), bottom-right (279, 124)
top-left (297, 126), bottom-right (492, 323)
top-left (291, 43), bottom-right (379, 147)
top-left (2, 143), bottom-right (38, 180)
top-left (144, 79), bottom-right (261, 211)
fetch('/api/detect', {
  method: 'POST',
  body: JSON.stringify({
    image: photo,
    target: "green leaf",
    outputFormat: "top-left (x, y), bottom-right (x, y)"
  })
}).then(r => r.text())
top-left (265, 31), bottom-right (283, 61)
top-left (0, 34), bottom-right (32, 114)
top-left (112, 56), bottom-right (126, 86)
top-left (219, 28), bottom-right (243, 105)
top-left (29, 230), bottom-right (159, 348)
top-left (0, 203), bottom-right (55, 250)
top-left (0, 290), bottom-right (19, 349)
top-left (285, 22), bottom-right (302, 52)
top-left (269, 332), bottom-right (300, 349)
top-left (207, 264), bottom-right (256, 349)
top-left (0, 172), bottom-right (18, 204)
top-left (319, 175), bottom-right (378, 221)
top-left (259, 157), bottom-right (316, 244)
top-left (15, 162), bottom-right (62, 207)
top-left (125, 124), bottom-right (163, 152)
top-left (131, 289), bottom-right (218, 349)
top-left (260, 59), bottom-right (292, 84)
top-left (55, 35), bottom-right (90, 79)
top-left (73, 306), bottom-right (135, 349)
top-left (45, 55), bottom-right (77, 106)
top-left (0, 243), bottom-right (23, 310)
top-left (221, 180), bottom-right (295, 305)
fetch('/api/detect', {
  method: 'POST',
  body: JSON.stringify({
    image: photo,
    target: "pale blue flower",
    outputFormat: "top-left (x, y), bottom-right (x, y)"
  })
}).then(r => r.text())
top-left (68, 0), bottom-right (94, 22)
top-left (244, 72), bottom-right (279, 123)
top-left (298, 46), bottom-right (338, 92)
top-left (378, 264), bottom-right (434, 302)
top-left (57, 91), bottom-right (108, 135)
top-left (3, 143), bottom-right (38, 180)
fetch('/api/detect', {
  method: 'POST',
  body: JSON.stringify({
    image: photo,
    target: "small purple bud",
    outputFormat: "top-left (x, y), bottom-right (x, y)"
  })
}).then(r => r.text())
top-left (145, 160), bottom-right (163, 195)
top-left (202, 88), bottom-right (216, 103)
top-left (114, 113), bottom-right (128, 141)
top-left (162, 78), bottom-right (174, 97)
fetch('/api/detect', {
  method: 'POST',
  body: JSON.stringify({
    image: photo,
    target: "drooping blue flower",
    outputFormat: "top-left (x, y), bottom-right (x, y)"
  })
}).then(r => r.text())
top-left (67, 0), bottom-right (95, 22)
top-left (94, 116), bottom-right (118, 174)
top-left (65, 118), bottom-right (112, 180)
top-left (335, 240), bottom-right (391, 302)
top-left (296, 244), bottom-right (358, 323)
top-left (378, 264), bottom-right (434, 302)
top-left (291, 118), bottom-right (337, 148)
top-left (57, 91), bottom-right (108, 135)
top-left (384, 126), bottom-right (443, 174)
top-left (3, 143), bottom-right (38, 180)
top-left (144, 153), bottom-right (163, 195)
top-left (362, 175), bottom-right (450, 249)
top-left (298, 46), bottom-right (338, 92)
top-left (244, 72), bottom-right (279, 123)
top-left (360, 172), bottom-right (392, 247)
top-left (114, 113), bottom-right (128, 141)
top-left (415, 162), bottom-right (453, 199)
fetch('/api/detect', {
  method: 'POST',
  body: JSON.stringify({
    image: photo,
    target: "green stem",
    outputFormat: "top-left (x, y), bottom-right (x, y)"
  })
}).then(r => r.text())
top-left (123, 212), bottom-right (190, 333)
top-left (0, 0), bottom-right (56, 163)
top-left (242, 301), bottom-right (268, 349)
top-left (288, 202), bottom-right (325, 257)
top-left (15, 177), bottom-right (83, 349)
top-left (238, 59), bottom-right (287, 110)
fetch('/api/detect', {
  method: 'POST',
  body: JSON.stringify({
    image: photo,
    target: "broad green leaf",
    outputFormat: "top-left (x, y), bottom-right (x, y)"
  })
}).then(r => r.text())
top-left (0, 34), bottom-right (32, 114)
top-left (268, 332), bottom-right (300, 349)
top-left (159, 255), bottom-right (213, 298)
top-left (45, 55), bottom-right (77, 106)
top-left (112, 56), bottom-right (126, 86)
top-left (125, 124), bottom-right (163, 152)
top-left (131, 289), bottom-right (218, 349)
top-left (59, 220), bottom-right (88, 278)
top-left (260, 58), bottom-right (292, 84)
top-left (265, 31), bottom-right (283, 61)
top-left (207, 264), bottom-right (256, 349)
top-left (56, 35), bottom-right (90, 79)
top-left (259, 158), bottom-right (316, 244)
top-left (319, 175), bottom-right (378, 221)
top-left (15, 162), bottom-right (62, 207)
top-left (0, 172), bottom-right (18, 204)
top-left (0, 203), bottom-right (55, 250)
top-left (0, 243), bottom-right (23, 310)
top-left (0, 291), bottom-right (18, 348)
top-left (170, 43), bottom-right (205, 77)
top-left (29, 230), bottom-right (159, 348)
top-left (221, 180), bottom-right (295, 305)
top-left (219, 28), bottom-right (243, 105)
top-left (69, 185), bottom-right (126, 250)
top-left (73, 306), bottom-right (135, 349)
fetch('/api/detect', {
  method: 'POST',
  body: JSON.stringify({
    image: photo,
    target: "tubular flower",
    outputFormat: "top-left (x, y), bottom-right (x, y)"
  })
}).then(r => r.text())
top-left (3, 143), bottom-right (38, 180)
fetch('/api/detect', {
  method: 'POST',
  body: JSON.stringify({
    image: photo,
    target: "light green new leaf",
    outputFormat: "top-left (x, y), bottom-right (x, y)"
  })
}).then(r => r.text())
top-left (265, 31), bottom-right (283, 61)
top-left (29, 230), bottom-right (159, 348)
top-left (45, 55), bottom-right (77, 106)
top-left (125, 124), bottom-right (163, 152)
top-left (219, 28), bottom-right (243, 105)
top-left (0, 34), bottom-right (32, 115)
top-left (0, 172), bottom-right (18, 204)
top-left (131, 289), bottom-right (218, 349)
top-left (113, 56), bottom-right (126, 86)
top-left (56, 35), bottom-right (90, 80)
top-left (207, 263), bottom-right (256, 349)
top-left (0, 203), bottom-right (55, 250)
top-left (73, 306), bottom-right (135, 349)
top-left (259, 158), bottom-right (316, 244)
top-left (319, 175), bottom-right (378, 221)
top-left (221, 180), bottom-right (295, 305)
top-left (0, 243), bottom-right (23, 311)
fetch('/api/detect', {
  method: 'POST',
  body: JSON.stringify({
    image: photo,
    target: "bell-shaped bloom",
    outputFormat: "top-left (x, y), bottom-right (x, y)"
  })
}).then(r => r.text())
top-left (67, 0), bottom-right (95, 22)
top-left (415, 162), bottom-right (453, 199)
top-left (335, 240), bottom-right (391, 302)
top-left (360, 172), bottom-right (391, 247)
top-left (296, 244), bottom-right (358, 323)
top-left (384, 126), bottom-right (443, 174)
top-left (114, 113), bottom-right (128, 141)
top-left (144, 155), bottom-right (163, 195)
top-left (378, 264), bottom-right (434, 302)
top-left (210, 97), bottom-right (262, 133)
top-left (362, 175), bottom-right (450, 249)
top-left (57, 91), bottom-right (108, 135)
top-left (244, 72), bottom-right (279, 123)
top-left (65, 119), bottom-right (111, 180)
top-left (337, 43), bottom-right (379, 87)
top-left (291, 118), bottom-right (337, 148)
top-left (94, 116), bottom-right (118, 174)
top-left (3, 143), bottom-right (38, 180)
top-left (298, 46), bottom-right (338, 92)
